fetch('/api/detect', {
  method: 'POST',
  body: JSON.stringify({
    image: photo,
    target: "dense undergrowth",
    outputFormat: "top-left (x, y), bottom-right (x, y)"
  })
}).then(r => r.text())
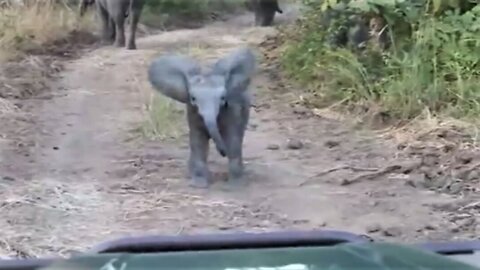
top-left (281, 0), bottom-right (480, 122)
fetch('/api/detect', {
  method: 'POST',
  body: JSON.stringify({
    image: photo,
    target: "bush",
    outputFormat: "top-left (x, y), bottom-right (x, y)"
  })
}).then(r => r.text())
top-left (0, 0), bottom-right (93, 60)
top-left (281, 0), bottom-right (480, 121)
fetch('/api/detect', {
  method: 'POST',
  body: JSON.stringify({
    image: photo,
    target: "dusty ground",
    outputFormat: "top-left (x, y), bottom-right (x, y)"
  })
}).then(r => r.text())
top-left (1, 3), bottom-right (479, 258)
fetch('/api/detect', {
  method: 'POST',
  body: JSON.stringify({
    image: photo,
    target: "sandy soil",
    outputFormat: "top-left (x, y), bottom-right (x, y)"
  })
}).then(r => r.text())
top-left (0, 3), bottom-right (479, 258)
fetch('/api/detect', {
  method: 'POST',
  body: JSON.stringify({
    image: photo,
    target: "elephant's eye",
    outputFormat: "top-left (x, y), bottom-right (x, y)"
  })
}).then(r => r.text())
top-left (190, 96), bottom-right (196, 103)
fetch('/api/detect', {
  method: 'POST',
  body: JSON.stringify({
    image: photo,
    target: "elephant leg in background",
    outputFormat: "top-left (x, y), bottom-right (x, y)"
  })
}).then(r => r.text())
top-left (107, 17), bottom-right (116, 44)
top-left (96, 2), bottom-right (113, 45)
top-left (112, 13), bottom-right (126, 47)
top-left (187, 107), bottom-right (211, 188)
top-left (126, 4), bottom-right (142, 50)
top-left (253, 8), bottom-right (263, 26)
top-left (260, 8), bottom-right (275, 26)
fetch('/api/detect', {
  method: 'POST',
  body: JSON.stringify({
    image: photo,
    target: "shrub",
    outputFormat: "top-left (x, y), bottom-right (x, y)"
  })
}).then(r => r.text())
top-left (281, 0), bottom-right (480, 121)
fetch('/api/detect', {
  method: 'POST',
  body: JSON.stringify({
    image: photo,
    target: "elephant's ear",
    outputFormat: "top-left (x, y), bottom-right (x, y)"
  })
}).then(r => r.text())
top-left (212, 47), bottom-right (256, 95)
top-left (148, 54), bottom-right (201, 103)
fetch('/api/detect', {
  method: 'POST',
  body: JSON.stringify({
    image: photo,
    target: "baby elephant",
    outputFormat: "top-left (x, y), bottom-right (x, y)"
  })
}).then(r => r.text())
top-left (148, 48), bottom-right (257, 188)
top-left (79, 0), bottom-right (145, 50)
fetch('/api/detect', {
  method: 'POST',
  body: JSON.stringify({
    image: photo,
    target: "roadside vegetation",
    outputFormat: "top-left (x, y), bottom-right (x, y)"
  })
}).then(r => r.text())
top-left (0, 0), bottom-right (94, 61)
top-left (0, 0), bottom-right (247, 140)
top-left (280, 0), bottom-right (480, 125)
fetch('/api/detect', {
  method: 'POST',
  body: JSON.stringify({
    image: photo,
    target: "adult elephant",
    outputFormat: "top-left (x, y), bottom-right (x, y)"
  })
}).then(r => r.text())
top-left (248, 0), bottom-right (283, 27)
top-left (79, 0), bottom-right (145, 50)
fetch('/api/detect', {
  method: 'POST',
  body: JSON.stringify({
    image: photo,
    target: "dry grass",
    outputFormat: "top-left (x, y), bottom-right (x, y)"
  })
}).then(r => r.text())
top-left (378, 108), bottom-right (480, 150)
top-left (0, 0), bottom-right (94, 61)
top-left (131, 59), bottom-right (185, 141)
top-left (0, 178), bottom-right (106, 258)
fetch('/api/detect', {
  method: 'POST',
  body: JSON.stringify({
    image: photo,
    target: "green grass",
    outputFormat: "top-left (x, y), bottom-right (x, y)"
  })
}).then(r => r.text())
top-left (280, 4), bottom-right (480, 123)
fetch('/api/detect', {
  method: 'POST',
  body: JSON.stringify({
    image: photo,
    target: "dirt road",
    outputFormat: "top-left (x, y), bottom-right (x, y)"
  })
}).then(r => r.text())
top-left (0, 5), bottom-right (478, 258)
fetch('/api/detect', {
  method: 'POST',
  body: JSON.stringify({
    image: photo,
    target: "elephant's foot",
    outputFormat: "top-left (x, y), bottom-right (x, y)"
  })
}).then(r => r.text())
top-left (227, 158), bottom-right (247, 187)
top-left (100, 39), bottom-right (113, 46)
top-left (190, 175), bottom-right (210, 189)
top-left (189, 163), bottom-right (211, 189)
top-left (126, 42), bottom-right (137, 50)
top-left (114, 41), bottom-right (125, 48)
top-left (113, 37), bottom-right (126, 48)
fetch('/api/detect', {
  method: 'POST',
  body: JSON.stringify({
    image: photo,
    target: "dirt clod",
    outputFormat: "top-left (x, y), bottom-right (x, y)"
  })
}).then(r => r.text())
top-left (324, 140), bottom-right (340, 148)
top-left (366, 223), bottom-right (382, 233)
top-left (382, 226), bottom-right (402, 237)
top-left (267, 144), bottom-right (280, 150)
top-left (286, 139), bottom-right (304, 150)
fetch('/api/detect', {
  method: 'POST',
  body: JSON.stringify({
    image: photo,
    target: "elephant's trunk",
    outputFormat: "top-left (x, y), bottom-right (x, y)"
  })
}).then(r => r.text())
top-left (204, 118), bottom-right (227, 158)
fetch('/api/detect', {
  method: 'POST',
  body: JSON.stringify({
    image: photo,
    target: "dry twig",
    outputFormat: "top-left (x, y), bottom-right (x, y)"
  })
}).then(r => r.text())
top-left (299, 165), bottom-right (379, 186)
top-left (341, 164), bottom-right (402, 186)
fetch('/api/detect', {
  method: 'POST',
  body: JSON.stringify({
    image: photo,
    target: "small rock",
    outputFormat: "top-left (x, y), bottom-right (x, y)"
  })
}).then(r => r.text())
top-left (448, 182), bottom-right (464, 194)
top-left (429, 200), bottom-right (463, 212)
top-left (366, 224), bottom-right (382, 233)
top-left (397, 143), bottom-right (407, 150)
top-left (53, 146), bottom-right (59, 150)
top-left (317, 221), bottom-right (327, 227)
top-left (286, 139), bottom-right (304, 150)
top-left (324, 140), bottom-right (340, 148)
top-left (422, 154), bottom-right (439, 167)
top-left (467, 170), bottom-right (480, 181)
top-left (369, 201), bottom-right (379, 207)
top-left (293, 219), bottom-right (309, 225)
top-left (450, 226), bottom-right (460, 233)
top-left (424, 224), bottom-right (437, 231)
top-left (425, 176), bottom-right (447, 189)
top-left (453, 169), bottom-right (470, 180)
top-left (455, 151), bottom-right (474, 164)
top-left (217, 225), bottom-right (233, 230)
top-left (2, 176), bottom-right (15, 181)
top-left (382, 226), bottom-right (402, 237)
top-left (386, 191), bottom-right (397, 197)
top-left (292, 107), bottom-right (309, 115)
top-left (405, 174), bottom-right (426, 188)
top-left (267, 144), bottom-right (280, 150)
top-left (457, 217), bottom-right (476, 229)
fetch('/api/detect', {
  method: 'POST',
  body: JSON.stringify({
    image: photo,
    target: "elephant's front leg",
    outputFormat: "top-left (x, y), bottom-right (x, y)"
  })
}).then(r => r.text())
top-left (126, 9), bottom-right (141, 50)
top-left (253, 9), bottom-right (263, 26)
top-left (107, 18), bottom-right (116, 44)
top-left (112, 13), bottom-right (126, 47)
top-left (96, 4), bottom-right (111, 45)
top-left (187, 113), bottom-right (211, 188)
top-left (224, 123), bottom-right (247, 186)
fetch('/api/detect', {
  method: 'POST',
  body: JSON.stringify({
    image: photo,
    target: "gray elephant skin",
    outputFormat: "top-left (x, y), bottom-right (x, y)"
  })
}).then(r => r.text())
top-left (249, 0), bottom-right (283, 26)
top-left (79, 0), bottom-right (145, 50)
top-left (148, 48), bottom-right (257, 188)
